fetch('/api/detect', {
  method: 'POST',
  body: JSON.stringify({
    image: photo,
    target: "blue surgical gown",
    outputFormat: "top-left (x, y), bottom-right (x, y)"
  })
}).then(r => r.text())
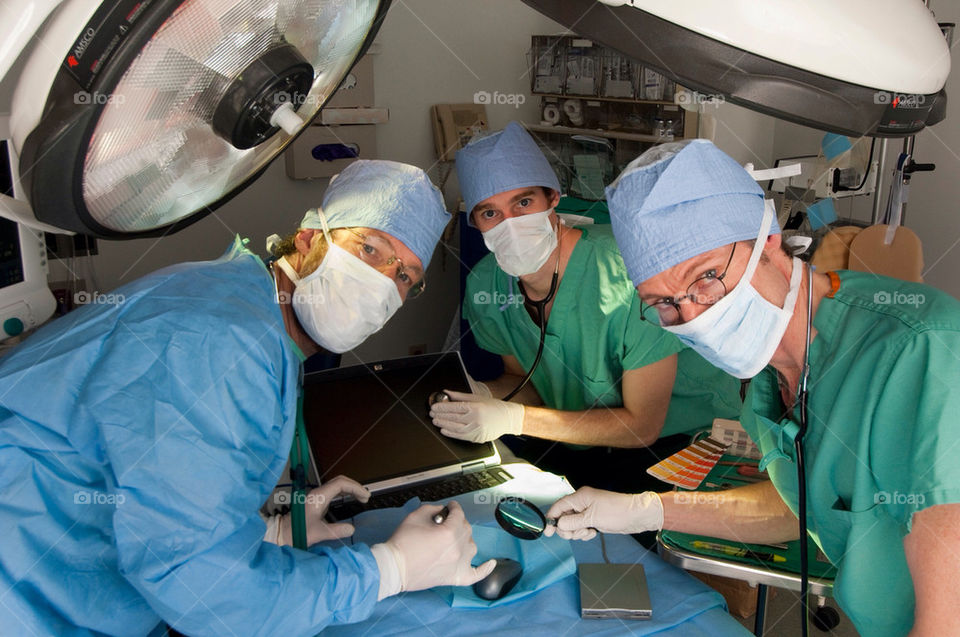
top-left (0, 237), bottom-right (379, 636)
top-left (742, 270), bottom-right (960, 637)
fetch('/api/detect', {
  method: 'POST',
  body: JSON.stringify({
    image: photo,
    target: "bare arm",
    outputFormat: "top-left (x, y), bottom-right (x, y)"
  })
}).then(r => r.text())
top-left (519, 355), bottom-right (677, 448)
top-left (662, 480), bottom-right (800, 544)
top-left (482, 355), bottom-right (545, 405)
top-left (904, 503), bottom-right (960, 636)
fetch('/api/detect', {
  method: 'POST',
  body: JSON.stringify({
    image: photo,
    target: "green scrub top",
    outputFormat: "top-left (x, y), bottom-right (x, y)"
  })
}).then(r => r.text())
top-left (464, 225), bottom-right (741, 438)
top-left (741, 270), bottom-right (960, 637)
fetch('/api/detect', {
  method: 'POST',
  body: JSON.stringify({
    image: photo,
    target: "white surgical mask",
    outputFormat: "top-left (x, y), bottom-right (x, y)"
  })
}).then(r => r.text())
top-left (481, 209), bottom-right (557, 276)
top-left (273, 217), bottom-right (402, 353)
top-left (663, 202), bottom-right (802, 379)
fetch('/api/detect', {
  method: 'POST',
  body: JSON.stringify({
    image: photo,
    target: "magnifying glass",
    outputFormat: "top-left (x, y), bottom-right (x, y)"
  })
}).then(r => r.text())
top-left (494, 498), bottom-right (556, 540)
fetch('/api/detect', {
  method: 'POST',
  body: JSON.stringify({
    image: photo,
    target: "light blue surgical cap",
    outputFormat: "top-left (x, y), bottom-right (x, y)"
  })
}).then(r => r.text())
top-left (606, 139), bottom-right (777, 286)
top-left (456, 121), bottom-right (561, 224)
top-left (301, 160), bottom-right (450, 270)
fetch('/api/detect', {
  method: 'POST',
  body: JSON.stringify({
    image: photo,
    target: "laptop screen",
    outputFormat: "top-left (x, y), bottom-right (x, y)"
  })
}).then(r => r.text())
top-left (303, 353), bottom-right (496, 486)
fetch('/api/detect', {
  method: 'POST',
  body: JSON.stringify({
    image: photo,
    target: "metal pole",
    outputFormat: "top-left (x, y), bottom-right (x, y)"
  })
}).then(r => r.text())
top-left (901, 136), bottom-right (915, 225)
top-left (871, 138), bottom-right (888, 224)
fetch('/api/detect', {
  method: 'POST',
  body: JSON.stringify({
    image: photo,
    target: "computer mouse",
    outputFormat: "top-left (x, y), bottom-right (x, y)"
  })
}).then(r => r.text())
top-left (472, 558), bottom-right (523, 600)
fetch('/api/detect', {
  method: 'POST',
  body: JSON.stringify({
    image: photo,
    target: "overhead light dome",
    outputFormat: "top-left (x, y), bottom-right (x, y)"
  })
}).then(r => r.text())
top-left (523, 0), bottom-right (949, 138)
top-left (5, 0), bottom-right (389, 237)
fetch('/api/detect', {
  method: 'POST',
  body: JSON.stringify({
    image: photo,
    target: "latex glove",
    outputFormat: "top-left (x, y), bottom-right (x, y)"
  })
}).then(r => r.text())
top-left (373, 501), bottom-right (496, 598)
top-left (276, 475), bottom-right (370, 546)
top-left (430, 390), bottom-right (523, 443)
top-left (543, 487), bottom-right (663, 541)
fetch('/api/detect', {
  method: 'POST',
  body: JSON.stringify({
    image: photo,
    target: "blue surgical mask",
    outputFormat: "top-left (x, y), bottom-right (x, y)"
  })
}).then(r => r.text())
top-left (662, 203), bottom-right (802, 379)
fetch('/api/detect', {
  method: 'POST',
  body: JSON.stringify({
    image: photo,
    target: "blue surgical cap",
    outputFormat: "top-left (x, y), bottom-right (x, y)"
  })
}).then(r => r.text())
top-left (302, 160), bottom-right (450, 270)
top-left (606, 139), bottom-right (778, 286)
top-left (456, 121), bottom-right (561, 224)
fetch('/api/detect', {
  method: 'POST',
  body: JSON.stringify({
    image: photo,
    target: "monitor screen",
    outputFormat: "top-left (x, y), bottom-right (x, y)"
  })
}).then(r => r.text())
top-left (303, 353), bottom-right (493, 485)
top-left (0, 217), bottom-right (24, 290)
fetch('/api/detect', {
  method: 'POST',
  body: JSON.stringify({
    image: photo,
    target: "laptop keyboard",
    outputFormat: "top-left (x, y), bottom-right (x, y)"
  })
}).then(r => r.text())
top-left (327, 467), bottom-right (513, 521)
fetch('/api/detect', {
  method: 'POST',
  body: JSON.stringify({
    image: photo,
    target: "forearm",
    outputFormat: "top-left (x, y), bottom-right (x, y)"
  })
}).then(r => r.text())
top-left (521, 405), bottom-right (664, 448)
top-left (486, 373), bottom-right (543, 405)
top-left (661, 481), bottom-right (800, 544)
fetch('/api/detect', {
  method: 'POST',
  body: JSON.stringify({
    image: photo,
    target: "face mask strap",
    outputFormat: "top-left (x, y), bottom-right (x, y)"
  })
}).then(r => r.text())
top-left (313, 207), bottom-right (334, 244)
top-left (737, 200), bottom-right (776, 287)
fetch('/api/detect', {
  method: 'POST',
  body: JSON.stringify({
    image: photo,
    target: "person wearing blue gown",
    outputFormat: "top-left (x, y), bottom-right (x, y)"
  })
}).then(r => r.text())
top-left (0, 160), bottom-right (495, 636)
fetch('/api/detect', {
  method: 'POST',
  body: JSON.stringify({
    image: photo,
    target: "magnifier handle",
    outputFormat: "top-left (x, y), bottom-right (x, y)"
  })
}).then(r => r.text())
top-left (433, 505), bottom-right (450, 525)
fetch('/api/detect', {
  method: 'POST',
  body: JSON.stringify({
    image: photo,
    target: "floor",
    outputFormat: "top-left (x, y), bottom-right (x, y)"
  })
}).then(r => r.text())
top-left (732, 587), bottom-right (860, 637)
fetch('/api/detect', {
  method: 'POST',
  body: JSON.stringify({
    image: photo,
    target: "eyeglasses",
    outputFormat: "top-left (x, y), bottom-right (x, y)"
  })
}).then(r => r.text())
top-left (341, 228), bottom-right (426, 298)
top-left (642, 243), bottom-right (737, 326)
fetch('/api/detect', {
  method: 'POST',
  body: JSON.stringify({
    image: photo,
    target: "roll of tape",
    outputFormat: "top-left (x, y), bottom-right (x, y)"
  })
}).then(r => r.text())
top-left (542, 103), bottom-right (561, 125)
top-left (562, 99), bottom-right (583, 126)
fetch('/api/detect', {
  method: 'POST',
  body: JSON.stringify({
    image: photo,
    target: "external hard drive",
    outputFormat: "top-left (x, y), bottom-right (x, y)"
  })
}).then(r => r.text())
top-left (578, 562), bottom-right (652, 620)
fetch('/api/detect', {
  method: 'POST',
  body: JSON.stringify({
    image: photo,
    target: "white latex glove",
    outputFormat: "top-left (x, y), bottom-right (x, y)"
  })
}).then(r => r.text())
top-left (372, 501), bottom-right (496, 598)
top-left (543, 487), bottom-right (663, 541)
top-left (275, 475), bottom-right (370, 546)
top-left (429, 389), bottom-right (523, 443)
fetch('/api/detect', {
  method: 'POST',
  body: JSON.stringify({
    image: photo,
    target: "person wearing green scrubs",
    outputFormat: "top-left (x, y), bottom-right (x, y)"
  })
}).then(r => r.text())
top-left (429, 122), bottom-right (741, 494)
top-left (545, 140), bottom-right (960, 637)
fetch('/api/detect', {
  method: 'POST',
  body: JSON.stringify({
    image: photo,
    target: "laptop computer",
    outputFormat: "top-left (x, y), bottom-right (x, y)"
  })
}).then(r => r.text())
top-left (302, 352), bottom-right (511, 520)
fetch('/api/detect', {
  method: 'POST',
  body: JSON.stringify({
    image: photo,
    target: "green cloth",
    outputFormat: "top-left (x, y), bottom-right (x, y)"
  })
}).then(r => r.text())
top-left (555, 195), bottom-right (610, 225)
top-left (741, 270), bottom-right (960, 637)
top-left (463, 225), bottom-right (741, 438)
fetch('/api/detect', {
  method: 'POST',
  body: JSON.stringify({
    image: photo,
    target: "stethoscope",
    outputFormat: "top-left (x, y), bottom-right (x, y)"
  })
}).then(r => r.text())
top-left (793, 262), bottom-right (813, 637)
top-left (502, 222), bottom-right (564, 402)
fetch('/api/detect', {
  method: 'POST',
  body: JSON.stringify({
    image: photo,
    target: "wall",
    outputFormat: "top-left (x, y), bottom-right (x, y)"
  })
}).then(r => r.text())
top-left (707, 102), bottom-right (777, 170)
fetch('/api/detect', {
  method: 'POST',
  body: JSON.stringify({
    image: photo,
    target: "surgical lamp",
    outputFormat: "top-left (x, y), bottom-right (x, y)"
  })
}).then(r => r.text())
top-left (0, 0), bottom-right (390, 238)
top-left (522, 0), bottom-right (950, 137)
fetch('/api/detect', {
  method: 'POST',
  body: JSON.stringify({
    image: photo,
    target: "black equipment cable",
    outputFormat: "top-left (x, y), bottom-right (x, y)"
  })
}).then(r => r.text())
top-left (795, 262), bottom-right (814, 637)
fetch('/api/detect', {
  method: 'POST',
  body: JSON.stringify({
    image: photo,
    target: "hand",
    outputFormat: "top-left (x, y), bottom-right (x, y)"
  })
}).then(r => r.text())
top-left (280, 475), bottom-right (370, 546)
top-left (382, 501), bottom-right (496, 592)
top-left (430, 390), bottom-right (523, 443)
top-left (543, 487), bottom-right (663, 541)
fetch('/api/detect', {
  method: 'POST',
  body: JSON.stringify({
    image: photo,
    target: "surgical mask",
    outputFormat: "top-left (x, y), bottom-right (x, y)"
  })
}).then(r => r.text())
top-left (662, 203), bottom-right (802, 379)
top-left (481, 209), bottom-right (557, 276)
top-left (273, 219), bottom-right (402, 353)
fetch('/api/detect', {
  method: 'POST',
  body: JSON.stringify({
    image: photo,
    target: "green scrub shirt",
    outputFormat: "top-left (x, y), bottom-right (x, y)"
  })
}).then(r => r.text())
top-left (464, 225), bottom-right (741, 437)
top-left (742, 270), bottom-right (960, 637)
